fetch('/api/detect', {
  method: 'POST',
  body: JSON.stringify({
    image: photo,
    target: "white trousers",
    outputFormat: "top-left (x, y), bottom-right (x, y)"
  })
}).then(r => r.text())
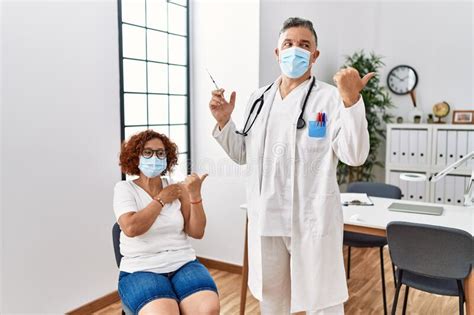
top-left (260, 236), bottom-right (344, 315)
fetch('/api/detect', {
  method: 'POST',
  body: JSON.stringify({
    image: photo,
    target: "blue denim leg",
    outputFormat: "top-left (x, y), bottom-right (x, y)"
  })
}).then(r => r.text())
top-left (118, 271), bottom-right (178, 314)
top-left (170, 259), bottom-right (219, 302)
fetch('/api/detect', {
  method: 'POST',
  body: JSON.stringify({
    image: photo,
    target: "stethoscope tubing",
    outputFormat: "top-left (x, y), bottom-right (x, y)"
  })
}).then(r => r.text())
top-left (236, 76), bottom-right (316, 136)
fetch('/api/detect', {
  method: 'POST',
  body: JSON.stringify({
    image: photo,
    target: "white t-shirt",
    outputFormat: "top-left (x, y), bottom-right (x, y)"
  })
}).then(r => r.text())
top-left (113, 176), bottom-right (196, 274)
top-left (260, 79), bottom-right (311, 236)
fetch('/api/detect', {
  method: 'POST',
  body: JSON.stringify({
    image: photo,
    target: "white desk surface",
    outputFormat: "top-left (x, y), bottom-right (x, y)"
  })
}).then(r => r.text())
top-left (240, 197), bottom-right (473, 235)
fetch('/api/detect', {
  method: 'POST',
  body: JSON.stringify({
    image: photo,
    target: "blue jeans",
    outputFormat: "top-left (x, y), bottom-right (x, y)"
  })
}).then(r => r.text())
top-left (118, 259), bottom-right (218, 314)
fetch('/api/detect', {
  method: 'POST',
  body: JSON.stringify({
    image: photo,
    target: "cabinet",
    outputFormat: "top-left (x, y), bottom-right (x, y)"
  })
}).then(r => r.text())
top-left (385, 124), bottom-right (473, 204)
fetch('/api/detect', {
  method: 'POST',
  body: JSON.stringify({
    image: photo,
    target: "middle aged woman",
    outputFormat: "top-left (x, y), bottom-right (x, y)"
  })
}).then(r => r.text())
top-left (113, 129), bottom-right (219, 315)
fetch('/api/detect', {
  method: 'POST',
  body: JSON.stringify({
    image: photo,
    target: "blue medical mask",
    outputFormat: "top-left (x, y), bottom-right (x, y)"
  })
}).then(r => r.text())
top-left (138, 156), bottom-right (167, 178)
top-left (279, 47), bottom-right (311, 79)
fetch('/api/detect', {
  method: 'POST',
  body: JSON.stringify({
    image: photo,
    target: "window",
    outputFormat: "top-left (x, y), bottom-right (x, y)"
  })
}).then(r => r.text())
top-left (118, 0), bottom-right (190, 176)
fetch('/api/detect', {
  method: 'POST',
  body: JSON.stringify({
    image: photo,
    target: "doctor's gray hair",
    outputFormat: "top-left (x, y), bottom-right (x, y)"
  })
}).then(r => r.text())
top-left (280, 17), bottom-right (318, 47)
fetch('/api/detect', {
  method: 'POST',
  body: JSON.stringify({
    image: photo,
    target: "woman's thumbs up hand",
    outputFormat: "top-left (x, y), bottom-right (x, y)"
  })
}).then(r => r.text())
top-left (183, 173), bottom-right (209, 200)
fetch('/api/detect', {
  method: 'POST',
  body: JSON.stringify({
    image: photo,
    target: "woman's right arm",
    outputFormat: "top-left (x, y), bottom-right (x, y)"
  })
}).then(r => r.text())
top-left (118, 202), bottom-right (162, 238)
top-left (114, 183), bottom-right (182, 237)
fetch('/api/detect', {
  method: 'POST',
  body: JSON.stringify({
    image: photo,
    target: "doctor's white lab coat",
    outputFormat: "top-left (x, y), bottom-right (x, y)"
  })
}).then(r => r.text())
top-left (212, 76), bottom-right (370, 313)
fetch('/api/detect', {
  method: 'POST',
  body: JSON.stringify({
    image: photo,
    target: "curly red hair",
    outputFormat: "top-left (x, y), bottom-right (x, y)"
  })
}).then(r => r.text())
top-left (119, 130), bottom-right (179, 176)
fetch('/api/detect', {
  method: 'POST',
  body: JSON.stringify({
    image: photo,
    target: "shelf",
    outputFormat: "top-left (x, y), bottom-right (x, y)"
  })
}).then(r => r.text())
top-left (431, 166), bottom-right (473, 176)
top-left (385, 124), bottom-right (473, 204)
top-left (387, 123), bottom-right (474, 131)
top-left (386, 165), bottom-right (472, 176)
top-left (386, 165), bottom-right (430, 173)
top-left (388, 123), bottom-right (430, 129)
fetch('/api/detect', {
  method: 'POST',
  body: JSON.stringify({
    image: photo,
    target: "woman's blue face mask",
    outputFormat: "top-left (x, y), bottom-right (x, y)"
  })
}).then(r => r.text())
top-left (279, 46), bottom-right (311, 79)
top-left (139, 156), bottom-right (167, 178)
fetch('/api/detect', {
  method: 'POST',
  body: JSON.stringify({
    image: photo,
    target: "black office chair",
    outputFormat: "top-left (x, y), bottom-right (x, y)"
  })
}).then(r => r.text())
top-left (344, 181), bottom-right (401, 315)
top-left (112, 223), bottom-right (133, 315)
top-left (387, 222), bottom-right (473, 315)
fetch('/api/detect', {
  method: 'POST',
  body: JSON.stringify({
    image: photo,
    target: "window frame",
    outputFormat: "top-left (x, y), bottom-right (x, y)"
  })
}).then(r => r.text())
top-left (117, 0), bottom-right (191, 179)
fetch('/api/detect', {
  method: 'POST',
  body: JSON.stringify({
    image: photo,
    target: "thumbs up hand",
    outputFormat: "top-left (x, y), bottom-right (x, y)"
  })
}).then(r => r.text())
top-left (182, 173), bottom-right (209, 201)
top-left (333, 67), bottom-right (376, 107)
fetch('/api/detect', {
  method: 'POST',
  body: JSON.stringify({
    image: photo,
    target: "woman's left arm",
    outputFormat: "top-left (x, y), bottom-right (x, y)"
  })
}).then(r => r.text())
top-left (179, 173), bottom-right (208, 239)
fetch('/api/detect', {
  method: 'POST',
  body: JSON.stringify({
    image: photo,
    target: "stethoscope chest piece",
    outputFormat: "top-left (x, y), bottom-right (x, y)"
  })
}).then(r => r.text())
top-left (297, 117), bottom-right (306, 129)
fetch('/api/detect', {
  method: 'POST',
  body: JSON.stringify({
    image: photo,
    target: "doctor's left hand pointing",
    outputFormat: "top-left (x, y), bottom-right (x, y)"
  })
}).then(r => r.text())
top-left (333, 67), bottom-right (375, 108)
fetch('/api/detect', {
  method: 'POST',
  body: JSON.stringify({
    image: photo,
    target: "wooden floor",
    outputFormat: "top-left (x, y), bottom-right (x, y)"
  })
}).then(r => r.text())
top-left (94, 247), bottom-right (460, 314)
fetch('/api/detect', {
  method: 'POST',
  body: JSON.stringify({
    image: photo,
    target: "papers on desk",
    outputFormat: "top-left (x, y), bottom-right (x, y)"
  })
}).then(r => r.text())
top-left (340, 193), bottom-right (374, 206)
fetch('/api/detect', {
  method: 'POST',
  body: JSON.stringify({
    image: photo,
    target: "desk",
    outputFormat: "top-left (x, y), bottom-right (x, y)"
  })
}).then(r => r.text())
top-left (239, 198), bottom-right (473, 315)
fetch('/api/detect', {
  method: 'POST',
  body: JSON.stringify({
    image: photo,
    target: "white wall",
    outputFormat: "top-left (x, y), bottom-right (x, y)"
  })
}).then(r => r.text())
top-left (189, 0), bottom-right (260, 265)
top-left (1, 0), bottom-right (121, 313)
top-left (0, 2), bottom-right (4, 309)
top-left (259, 0), bottom-right (473, 181)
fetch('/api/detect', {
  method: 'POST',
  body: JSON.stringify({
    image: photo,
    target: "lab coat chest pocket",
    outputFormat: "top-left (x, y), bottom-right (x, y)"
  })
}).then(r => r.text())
top-left (298, 128), bottom-right (331, 174)
top-left (304, 194), bottom-right (341, 238)
top-left (303, 110), bottom-right (330, 148)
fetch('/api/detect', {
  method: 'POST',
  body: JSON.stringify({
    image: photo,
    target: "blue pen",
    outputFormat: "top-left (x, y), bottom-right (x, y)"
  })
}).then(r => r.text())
top-left (322, 113), bottom-right (326, 127)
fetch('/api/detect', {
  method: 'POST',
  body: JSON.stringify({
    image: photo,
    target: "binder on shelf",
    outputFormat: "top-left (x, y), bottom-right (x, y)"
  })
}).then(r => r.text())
top-left (444, 175), bottom-right (455, 205)
top-left (418, 130), bottom-right (428, 165)
top-left (454, 176), bottom-right (466, 206)
top-left (390, 171), bottom-right (400, 188)
top-left (467, 131), bottom-right (474, 168)
top-left (407, 181), bottom-right (417, 201)
top-left (399, 176), bottom-right (408, 200)
top-left (434, 176), bottom-right (445, 204)
top-left (446, 131), bottom-right (457, 166)
top-left (456, 131), bottom-right (468, 167)
top-left (416, 181), bottom-right (426, 201)
top-left (390, 129), bottom-right (400, 164)
top-left (399, 130), bottom-right (409, 165)
top-left (408, 130), bottom-right (418, 165)
top-left (436, 130), bottom-right (447, 166)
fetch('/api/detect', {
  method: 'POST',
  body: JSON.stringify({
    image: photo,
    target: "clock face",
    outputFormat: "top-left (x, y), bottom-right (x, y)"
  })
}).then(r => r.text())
top-left (387, 65), bottom-right (418, 95)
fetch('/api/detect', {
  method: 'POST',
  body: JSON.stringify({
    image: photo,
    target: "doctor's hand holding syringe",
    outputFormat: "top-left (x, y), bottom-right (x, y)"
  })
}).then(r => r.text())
top-left (209, 88), bottom-right (235, 131)
top-left (207, 70), bottom-right (236, 131)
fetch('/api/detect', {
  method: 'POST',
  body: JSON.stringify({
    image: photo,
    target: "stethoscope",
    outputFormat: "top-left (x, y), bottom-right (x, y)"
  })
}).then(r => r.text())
top-left (236, 76), bottom-right (316, 136)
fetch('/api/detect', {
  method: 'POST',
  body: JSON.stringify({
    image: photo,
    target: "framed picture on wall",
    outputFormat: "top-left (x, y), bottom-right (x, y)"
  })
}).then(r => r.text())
top-left (452, 110), bottom-right (474, 124)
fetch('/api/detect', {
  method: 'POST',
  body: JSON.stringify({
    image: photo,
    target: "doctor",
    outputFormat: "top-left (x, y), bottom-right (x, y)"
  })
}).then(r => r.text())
top-left (209, 17), bottom-right (372, 314)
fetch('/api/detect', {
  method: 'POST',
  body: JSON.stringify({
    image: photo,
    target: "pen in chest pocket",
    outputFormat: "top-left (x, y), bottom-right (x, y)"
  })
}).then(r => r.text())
top-left (308, 112), bottom-right (327, 138)
top-left (315, 112), bottom-right (327, 127)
